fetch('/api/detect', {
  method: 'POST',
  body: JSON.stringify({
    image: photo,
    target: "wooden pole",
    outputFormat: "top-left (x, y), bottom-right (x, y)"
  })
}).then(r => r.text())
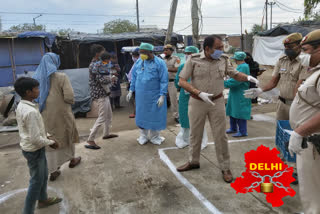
top-left (165, 0), bottom-right (178, 44)
top-left (239, 0), bottom-right (244, 50)
top-left (191, 0), bottom-right (199, 47)
top-left (265, 0), bottom-right (268, 30)
top-left (136, 0), bottom-right (140, 32)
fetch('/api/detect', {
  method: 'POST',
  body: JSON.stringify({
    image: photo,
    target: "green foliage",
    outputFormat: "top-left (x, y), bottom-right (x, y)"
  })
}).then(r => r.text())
top-left (250, 24), bottom-right (263, 35)
top-left (51, 28), bottom-right (74, 36)
top-left (304, 0), bottom-right (320, 17)
top-left (228, 47), bottom-right (237, 54)
top-left (103, 19), bottom-right (137, 34)
top-left (9, 23), bottom-right (46, 32)
top-left (298, 11), bottom-right (320, 22)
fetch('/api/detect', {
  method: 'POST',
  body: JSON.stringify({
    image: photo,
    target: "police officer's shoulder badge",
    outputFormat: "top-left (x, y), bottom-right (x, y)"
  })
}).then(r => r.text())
top-left (302, 36), bottom-right (308, 43)
top-left (191, 53), bottom-right (201, 58)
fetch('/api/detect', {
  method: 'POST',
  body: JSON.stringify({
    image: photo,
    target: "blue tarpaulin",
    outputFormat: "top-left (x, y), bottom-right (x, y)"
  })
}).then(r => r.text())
top-left (17, 31), bottom-right (56, 48)
top-left (0, 32), bottom-right (56, 87)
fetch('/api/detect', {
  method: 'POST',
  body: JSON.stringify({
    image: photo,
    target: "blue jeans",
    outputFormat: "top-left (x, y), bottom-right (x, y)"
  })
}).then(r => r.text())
top-left (22, 147), bottom-right (48, 214)
top-left (229, 116), bottom-right (247, 135)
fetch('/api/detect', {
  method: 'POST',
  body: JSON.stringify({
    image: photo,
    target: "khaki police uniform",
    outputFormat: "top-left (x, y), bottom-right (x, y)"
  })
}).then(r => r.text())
top-left (164, 55), bottom-right (180, 119)
top-left (179, 52), bottom-right (239, 170)
top-left (272, 55), bottom-right (309, 120)
top-left (289, 29), bottom-right (320, 214)
top-left (290, 66), bottom-right (320, 214)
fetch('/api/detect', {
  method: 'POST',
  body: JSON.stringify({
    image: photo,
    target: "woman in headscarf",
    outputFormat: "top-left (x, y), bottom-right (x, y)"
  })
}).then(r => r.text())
top-left (33, 53), bottom-right (81, 181)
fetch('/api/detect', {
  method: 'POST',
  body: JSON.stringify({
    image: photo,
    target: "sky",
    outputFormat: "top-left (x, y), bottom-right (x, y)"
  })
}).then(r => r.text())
top-left (0, 0), bottom-right (308, 35)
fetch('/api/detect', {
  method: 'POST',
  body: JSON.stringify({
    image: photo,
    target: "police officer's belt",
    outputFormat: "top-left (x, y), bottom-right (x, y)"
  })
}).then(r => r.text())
top-left (302, 134), bottom-right (320, 155)
top-left (279, 96), bottom-right (293, 105)
top-left (191, 93), bottom-right (223, 102)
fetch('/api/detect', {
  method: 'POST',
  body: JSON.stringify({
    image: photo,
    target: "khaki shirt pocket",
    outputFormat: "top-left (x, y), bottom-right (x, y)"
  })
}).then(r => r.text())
top-left (279, 68), bottom-right (297, 83)
top-left (297, 83), bottom-right (320, 105)
top-left (193, 64), bottom-right (208, 80)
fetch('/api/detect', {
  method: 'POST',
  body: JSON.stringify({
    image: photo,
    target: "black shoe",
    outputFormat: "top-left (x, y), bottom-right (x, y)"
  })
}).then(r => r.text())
top-left (291, 172), bottom-right (299, 185)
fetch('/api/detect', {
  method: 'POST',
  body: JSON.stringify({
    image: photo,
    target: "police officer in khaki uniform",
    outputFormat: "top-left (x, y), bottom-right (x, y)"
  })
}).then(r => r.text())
top-left (288, 29), bottom-right (320, 214)
top-left (245, 33), bottom-right (309, 120)
top-left (176, 35), bottom-right (259, 183)
top-left (163, 44), bottom-right (181, 122)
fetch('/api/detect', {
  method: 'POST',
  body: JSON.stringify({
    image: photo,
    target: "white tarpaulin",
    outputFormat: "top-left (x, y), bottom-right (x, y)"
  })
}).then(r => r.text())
top-left (253, 35), bottom-right (287, 66)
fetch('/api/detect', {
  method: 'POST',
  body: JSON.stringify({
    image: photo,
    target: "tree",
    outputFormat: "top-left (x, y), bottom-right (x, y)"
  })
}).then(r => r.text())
top-left (298, 11), bottom-right (320, 22)
top-left (51, 28), bottom-right (74, 36)
top-left (250, 24), bottom-right (263, 35)
top-left (10, 23), bottom-right (46, 32)
top-left (304, 0), bottom-right (320, 17)
top-left (103, 19), bottom-right (137, 34)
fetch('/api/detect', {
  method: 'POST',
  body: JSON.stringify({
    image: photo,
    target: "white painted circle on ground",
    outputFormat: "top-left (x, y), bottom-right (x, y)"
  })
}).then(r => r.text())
top-left (0, 186), bottom-right (68, 214)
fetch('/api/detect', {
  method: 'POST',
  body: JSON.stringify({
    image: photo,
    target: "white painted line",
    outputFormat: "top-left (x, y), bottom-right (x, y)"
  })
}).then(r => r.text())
top-left (159, 147), bottom-right (222, 214)
top-left (0, 186), bottom-right (68, 214)
top-left (252, 114), bottom-right (276, 123)
top-left (0, 188), bottom-right (27, 204)
top-left (208, 136), bottom-right (275, 145)
top-left (159, 136), bottom-right (275, 214)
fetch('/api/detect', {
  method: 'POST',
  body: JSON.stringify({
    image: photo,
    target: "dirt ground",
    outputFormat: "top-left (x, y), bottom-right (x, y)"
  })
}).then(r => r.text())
top-left (0, 67), bottom-right (304, 214)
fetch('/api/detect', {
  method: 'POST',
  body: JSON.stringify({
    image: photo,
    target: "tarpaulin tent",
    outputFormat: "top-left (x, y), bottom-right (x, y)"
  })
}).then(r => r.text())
top-left (17, 31), bottom-right (56, 48)
top-left (253, 35), bottom-right (287, 66)
top-left (0, 31), bottom-right (56, 87)
top-left (56, 30), bottom-right (183, 70)
top-left (253, 24), bottom-right (317, 65)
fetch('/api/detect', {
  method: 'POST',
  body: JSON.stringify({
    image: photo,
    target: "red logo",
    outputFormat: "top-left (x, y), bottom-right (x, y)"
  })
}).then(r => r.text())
top-left (231, 145), bottom-right (296, 207)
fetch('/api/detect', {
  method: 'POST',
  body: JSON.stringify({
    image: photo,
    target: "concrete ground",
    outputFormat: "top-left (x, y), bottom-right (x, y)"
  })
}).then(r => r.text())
top-left (0, 68), bottom-right (303, 214)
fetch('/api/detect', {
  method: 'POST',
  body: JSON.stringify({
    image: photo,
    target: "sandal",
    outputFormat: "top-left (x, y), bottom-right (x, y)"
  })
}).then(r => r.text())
top-left (69, 157), bottom-right (81, 168)
top-left (102, 134), bottom-right (118, 139)
top-left (49, 171), bottom-right (61, 181)
top-left (38, 197), bottom-right (63, 209)
top-left (85, 144), bottom-right (101, 150)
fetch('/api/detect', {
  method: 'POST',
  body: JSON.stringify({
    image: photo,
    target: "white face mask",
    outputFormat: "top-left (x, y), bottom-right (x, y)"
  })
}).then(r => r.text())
top-left (185, 55), bottom-right (191, 61)
top-left (299, 53), bottom-right (311, 67)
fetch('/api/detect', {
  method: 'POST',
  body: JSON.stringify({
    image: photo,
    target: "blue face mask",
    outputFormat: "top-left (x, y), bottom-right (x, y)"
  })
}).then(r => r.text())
top-left (210, 49), bottom-right (223, 60)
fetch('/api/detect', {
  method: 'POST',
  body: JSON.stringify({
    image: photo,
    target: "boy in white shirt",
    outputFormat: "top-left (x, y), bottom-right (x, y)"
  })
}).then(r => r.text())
top-left (14, 77), bottom-right (62, 214)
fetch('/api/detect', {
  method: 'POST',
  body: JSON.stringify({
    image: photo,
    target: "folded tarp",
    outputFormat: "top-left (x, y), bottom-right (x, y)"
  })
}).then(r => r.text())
top-left (17, 68), bottom-right (91, 114)
top-left (62, 68), bottom-right (91, 114)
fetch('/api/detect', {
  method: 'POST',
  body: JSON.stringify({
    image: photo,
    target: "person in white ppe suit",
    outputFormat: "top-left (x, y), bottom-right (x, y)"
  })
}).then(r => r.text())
top-left (126, 43), bottom-right (169, 145)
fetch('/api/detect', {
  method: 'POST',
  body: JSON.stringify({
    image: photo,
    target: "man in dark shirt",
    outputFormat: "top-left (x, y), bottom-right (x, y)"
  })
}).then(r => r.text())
top-left (245, 52), bottom-right (260, 104)
top-left (85, 45), bottom-right (118, 150)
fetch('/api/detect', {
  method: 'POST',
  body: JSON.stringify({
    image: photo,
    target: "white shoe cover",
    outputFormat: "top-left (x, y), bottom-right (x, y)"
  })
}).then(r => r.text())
top-left (175, 128), bottom-right (190, 148)
top-left (149, 130), bottom-right (165, 145)
top-left (137, 129), bottom-right (149, 145)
